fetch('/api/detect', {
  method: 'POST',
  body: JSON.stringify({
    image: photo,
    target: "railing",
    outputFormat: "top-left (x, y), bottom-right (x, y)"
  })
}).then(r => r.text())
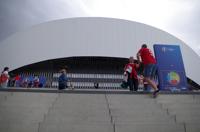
top-left (52, 73), bottom-right (124, 89)
top-left (10, 72), bottom-right (126, 89)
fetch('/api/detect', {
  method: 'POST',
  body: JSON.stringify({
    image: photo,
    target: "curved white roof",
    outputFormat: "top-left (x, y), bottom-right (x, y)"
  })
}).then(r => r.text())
top-left (0, 17), bottom-right (199, 84)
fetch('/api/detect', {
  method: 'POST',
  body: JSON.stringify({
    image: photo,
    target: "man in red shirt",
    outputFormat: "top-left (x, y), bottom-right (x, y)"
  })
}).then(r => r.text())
top-left (124, 56), bottom-right (139, 91)
top-left (137, 44), bottom-right (159, 97)
top-left (13, 74), bottom-right (20, 87)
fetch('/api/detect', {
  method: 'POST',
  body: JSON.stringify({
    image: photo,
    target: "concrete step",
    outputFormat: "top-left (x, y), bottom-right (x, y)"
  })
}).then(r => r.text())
top-left (110, 106), bottom-right (163, 111)
top-left (39, 123), bottom-right (113, 132)
top-left (168, 109), bottom-right (200, 115)
top-left (115, 124), bottom-right (184, 132)
top-left (5, 92), bottom-right (58, 99)
top-left (47, 110), bottom-right (110, 117)
top-left (193, 95), bottom-right (200, 99)
top-left (176, 115), bottom-right (200, 124)
top-left (161, 103), bottom-right (200, 109)
top-left (0, 98), bottom-right (56, 105)
top-left (51, 104), bottom-right (108, 111)
top-left (0, 92), bottom-right (199, 132)
top-left (57, 94), bottom-right (107, 103)
top-left (0, 92), bottom-right (12, 103)
top-left (0, 92), bottom-right (55, 104)
top-left (0, 113), bottom-right (44, 123)
top-left (157, 96), bottom-right (200, 104)
top-left (185, 124), bottom-right (200, 132)
top-left (0, 95), bottom-right (56, 105)
top-left (157, 95), bottom-right (194, 100)
top-left (113, 115), bottom-right (175, 124)
top-left (0, 92), bottom-right (12, 97)
top-left (0, 122), bottom-right (39, 132)
top-left (110, 108), bottom-right (167, 116)
top-left (43, 114), bottom-right (111, 124)
top-left (166, 107), bottom-right (200, 113)
top-left (107, 95), bottom-right (158, 102)
top-left (0, 105), bottom-right (47, 112)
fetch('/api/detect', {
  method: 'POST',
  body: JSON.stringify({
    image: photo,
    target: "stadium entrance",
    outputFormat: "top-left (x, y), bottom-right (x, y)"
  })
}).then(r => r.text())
top-left (10, 57), bottom-right (128, 89)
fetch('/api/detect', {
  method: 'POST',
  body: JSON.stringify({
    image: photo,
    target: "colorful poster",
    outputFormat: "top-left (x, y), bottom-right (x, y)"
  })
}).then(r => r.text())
top-left (154, 44), bottom-right (188, 91)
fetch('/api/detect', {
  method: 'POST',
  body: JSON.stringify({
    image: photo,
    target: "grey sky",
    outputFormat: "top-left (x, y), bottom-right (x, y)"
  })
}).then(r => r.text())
top-left (0, 0), bottom-right (200, 56)
top-left (0, 0), bottom-right (87, 40)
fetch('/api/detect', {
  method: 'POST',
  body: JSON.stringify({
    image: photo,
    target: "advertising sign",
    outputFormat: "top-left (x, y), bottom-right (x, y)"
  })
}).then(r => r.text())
top-left (154, 44), bottom-right (187, 91)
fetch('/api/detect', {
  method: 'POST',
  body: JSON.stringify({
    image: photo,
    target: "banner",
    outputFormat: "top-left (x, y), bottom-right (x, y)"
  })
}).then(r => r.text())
top-left (154, 44), bottom-right (187, 91)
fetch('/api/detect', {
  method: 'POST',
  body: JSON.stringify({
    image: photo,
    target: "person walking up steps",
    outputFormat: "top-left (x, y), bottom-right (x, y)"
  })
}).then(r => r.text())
top-left (137, 44), bottom-right (159, 97)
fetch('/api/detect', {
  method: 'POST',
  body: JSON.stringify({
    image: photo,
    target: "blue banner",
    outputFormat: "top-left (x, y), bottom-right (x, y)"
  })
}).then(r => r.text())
top-left (153, 44), bottom-right (188, 91)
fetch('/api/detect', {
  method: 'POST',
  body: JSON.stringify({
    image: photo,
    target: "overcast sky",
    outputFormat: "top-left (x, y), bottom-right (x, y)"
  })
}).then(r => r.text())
top-left (0, 0), bottom-right (200, 56)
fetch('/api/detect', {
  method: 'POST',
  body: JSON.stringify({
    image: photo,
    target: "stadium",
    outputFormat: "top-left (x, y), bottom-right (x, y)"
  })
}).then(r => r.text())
top-left (1, 17), bottom-right (200, 132)
top-left (0, 17), bottom-right (199, 89)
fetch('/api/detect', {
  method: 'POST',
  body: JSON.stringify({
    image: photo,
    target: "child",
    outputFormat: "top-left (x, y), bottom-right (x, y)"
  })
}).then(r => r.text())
top-left (123, 56), bottom-right (139, 91)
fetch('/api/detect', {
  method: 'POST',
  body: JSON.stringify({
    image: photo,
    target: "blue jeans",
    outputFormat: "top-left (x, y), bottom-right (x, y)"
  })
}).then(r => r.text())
top-left (0, 82), bottom-right (8, 88)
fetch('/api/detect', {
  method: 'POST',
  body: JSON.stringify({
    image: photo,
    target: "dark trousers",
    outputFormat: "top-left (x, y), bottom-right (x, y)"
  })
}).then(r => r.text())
top-left (58, 83), bottom-right (67, 90)
top-left (127, 73), bottom-right (138, 91)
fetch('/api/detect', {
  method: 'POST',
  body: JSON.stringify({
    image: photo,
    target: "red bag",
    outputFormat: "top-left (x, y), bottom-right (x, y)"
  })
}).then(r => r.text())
top-left (0, 74), bottom-right (8, 83)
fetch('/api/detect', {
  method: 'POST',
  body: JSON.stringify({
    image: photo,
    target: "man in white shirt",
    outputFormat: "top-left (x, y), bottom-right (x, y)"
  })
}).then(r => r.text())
top-left (0, 67), bottom-right (9, 88)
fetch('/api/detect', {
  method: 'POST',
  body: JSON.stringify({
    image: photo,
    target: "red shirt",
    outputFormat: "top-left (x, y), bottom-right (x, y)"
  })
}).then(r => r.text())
top-left (15, 75), bottom-right (20, 81)
top-left (138, 47), bottom-right (156, 65)
top-left (124, 63), bottom-right (138, 79)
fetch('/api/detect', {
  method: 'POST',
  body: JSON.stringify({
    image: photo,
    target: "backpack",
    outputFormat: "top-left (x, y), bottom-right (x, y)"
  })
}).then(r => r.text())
top-left (0, 73), bottom-right (8, 83)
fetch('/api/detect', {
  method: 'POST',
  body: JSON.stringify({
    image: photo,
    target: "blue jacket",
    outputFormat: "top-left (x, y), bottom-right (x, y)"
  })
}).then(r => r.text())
top-left (58, 73), bottom-right (68, 85)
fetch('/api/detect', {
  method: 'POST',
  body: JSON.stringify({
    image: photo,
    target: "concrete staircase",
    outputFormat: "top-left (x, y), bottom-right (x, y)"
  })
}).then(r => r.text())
top-left (0, 91), bottom-right (199, 132)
